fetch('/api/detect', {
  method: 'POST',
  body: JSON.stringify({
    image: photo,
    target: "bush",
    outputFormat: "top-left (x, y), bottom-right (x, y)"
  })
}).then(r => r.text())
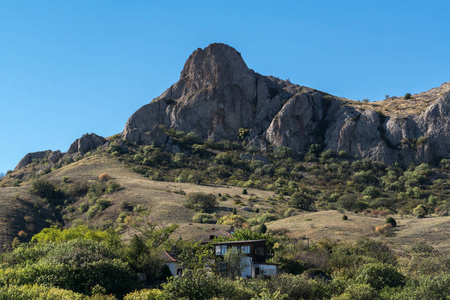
top-left (413, 204), bottom-right (427, 218)
top-left (283, 208), bottom-right (297, 218)
top-left (192, 212), bottom-right (216, 224)
top-left (29, 180), bottom-right (64, 205)
top-left (404, 93), bottom-right (412, 99)
top-left (106, 181), bottom-right (120, 193)
top-left (0, 238), bottom-right (136, 297)
top-left (217, 214), bottom-right (246, 226)
top-left (185, 192), bottom-right (218, 212)
top-left (356, 262), bottom-right (405, 289)
top-left (99, 173), bottom-right (112, 181)
top-left (124, 289), bottom-right (163, 300)
top-left (362, 186), bottom-right (381, 199)
top-left (289, 189), bottom-right (315, 211)
top-left (335, 283), bottom-right (378, 300)
top-left (342, 215), bottom-right (348, 220)
top-left (162, 269), bottom-right (223, 300)
top-left (97, 199), bottom-right (112, 210)
top-left (79, 202), bottom-right (89, 213)
top-left (386, 217), bottom-right (397, 227)
top-left (0, 284), bottom-right (89, 300)
top-left (258, 213), bottom-right (278, 224)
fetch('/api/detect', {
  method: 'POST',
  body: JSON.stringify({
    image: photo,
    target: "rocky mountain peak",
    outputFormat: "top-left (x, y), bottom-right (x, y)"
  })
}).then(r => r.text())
top-left (121, 43), bottom-right (450, 165)
top-left (179, 43), bottom-right (251, 86)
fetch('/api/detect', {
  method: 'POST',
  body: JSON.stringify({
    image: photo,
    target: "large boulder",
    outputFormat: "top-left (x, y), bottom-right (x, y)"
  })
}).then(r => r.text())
top-left (67, 133), bottom-right (106, 156)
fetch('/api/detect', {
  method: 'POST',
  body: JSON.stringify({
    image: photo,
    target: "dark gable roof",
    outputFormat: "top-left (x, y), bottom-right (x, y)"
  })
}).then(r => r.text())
top-left (194, 230), bottom-right (233, 244)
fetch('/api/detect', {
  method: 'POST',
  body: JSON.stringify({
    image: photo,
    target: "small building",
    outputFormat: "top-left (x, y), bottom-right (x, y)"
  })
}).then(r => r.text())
top-left (213, 239), bottom-right (277, 278)
top-left (161, 250), bottom-right (182, 277)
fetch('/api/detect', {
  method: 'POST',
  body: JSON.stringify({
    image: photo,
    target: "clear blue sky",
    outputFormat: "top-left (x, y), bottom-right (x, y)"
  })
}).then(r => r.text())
top-left (1, 1), bottom-right (449, 173)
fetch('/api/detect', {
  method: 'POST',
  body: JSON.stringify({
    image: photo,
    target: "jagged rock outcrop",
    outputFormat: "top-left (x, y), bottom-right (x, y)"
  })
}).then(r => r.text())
top-left (15, 150), bottom-right (53, 170)
top-left (122, 43), bottom-right (450, 165)
top-left (67, 133), bottom-right (107, 156)
top-left (15, 133), bottom-right (107, 170)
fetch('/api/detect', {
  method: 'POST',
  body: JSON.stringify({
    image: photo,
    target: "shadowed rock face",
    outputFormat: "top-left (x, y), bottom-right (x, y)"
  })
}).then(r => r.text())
top-left (122, 43), bottom-right (450, 165)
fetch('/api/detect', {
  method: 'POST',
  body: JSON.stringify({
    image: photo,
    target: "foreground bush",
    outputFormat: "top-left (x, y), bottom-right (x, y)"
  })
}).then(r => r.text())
top-left (0, 239), bottom-right (136, 297)
top-left (356, 262), bottom-right (404, 289)
top-left (124, 289), bottom-right (162, 300)
top-left (0, 284), bottom-right (116, 299)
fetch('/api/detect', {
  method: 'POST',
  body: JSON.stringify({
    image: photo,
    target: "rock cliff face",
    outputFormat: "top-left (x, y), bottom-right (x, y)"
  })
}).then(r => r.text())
top-left (15, 43), bottom-right (449, 170)
top-left (122, 43), bottom-right (450, 165)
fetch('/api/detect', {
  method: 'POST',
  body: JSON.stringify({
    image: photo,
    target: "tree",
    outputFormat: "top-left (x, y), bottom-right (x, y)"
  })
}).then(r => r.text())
top-left (222, 247), bottom-right (249, 278)
top-left (289, 189), bottom-right (315, 211)
top-left (29, 180), bottom-right (64, 205)
top-left (185, 192), bottom-right (218, 212)
top-left (404, 93), bottom-right (412, 99)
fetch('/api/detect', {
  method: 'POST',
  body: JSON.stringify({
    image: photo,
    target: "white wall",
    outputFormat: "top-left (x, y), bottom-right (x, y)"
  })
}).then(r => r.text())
top-left (166, 262), bottom-right (180, 276)
top-left (241, 256), bottom-right (252, 278)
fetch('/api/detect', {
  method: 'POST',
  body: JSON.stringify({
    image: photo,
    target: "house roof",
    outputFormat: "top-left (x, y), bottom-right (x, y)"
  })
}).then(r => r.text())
top-left (213, 239), bottom-right (266, 246)
top-left (194, 229), bottom-right (233, 244)
top-left (161, 251), bottom-right (181, 263)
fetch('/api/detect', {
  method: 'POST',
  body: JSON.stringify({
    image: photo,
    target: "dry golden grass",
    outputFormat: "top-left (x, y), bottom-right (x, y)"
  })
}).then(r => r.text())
top-left (41, 155), bottom-right (280, 241)
top-left (344, 82), bottom-right (450, 117)
top-left (267, 210), bottom-right (450, 254)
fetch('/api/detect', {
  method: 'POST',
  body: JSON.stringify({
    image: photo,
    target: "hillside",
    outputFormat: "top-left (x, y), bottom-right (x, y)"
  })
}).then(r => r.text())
top-left (1, 135), bottom-right (449, 254)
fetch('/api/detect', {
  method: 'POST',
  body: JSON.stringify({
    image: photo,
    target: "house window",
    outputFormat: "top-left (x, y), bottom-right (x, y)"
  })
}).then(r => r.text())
top-left (220, 262), bottom-right (227, 271)
top-left (215, 245), bottom-right (228, 255)
top-left (241, 245), bottom-right (250, 254)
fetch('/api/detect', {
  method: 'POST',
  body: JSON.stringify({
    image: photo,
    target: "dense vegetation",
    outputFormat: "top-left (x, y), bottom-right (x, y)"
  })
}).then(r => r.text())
top-left (0, 226), bottom-right (448, 299)
top-left (1, 128), bottom-right (449, 298)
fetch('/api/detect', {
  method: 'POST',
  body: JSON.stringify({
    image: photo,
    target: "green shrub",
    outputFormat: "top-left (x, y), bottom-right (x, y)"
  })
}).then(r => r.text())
top-left (0, 284), bottom-right (89, 300)
top-left (162, 270), bottom-right (222, 299)
top-left (356, 262), bottom-right (405, 290)
top-left (362, 186), bottom-right (381, 199)
top-left (0, 238), bottom-right (135, 297)
top-left (192, 212), bottom-right (216, 224)
top-left (124, 289), bottom-right (163, 300)
top-left (386, 217), bottom-right (397, 227)
top-left (96, 199), bottom-right (112, 210)
top-left (185, 192), bottom-right (218, 212)
top-left (335, 283), bottom-right (378, 300)
top-left (79, 202), bottom-right (89, 213)
top-left (106, 181), bottom-right (120, 193)
top-left (258, 213), bottom-right (278, 223)
top-left (404, 93), bottom-right (412, 99)
top-left (342, 215), bottom-right (348, 220)
top-left (217, 214), bottom-right (246, 226)
top-left (413, 204), bottom-right (427, 218)
top-left (29, 180), bottom-right (64, 205)
top-left (283, 208), bottom-right (297, 218)
top-left (289, 189), bottom-right (315, 211)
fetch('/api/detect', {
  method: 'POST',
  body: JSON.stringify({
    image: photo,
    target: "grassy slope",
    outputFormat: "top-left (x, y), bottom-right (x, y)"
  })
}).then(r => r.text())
top-left (267, 210), bottom-right (450, 254)
top-left (1, 152), bottom-right (449, 254)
